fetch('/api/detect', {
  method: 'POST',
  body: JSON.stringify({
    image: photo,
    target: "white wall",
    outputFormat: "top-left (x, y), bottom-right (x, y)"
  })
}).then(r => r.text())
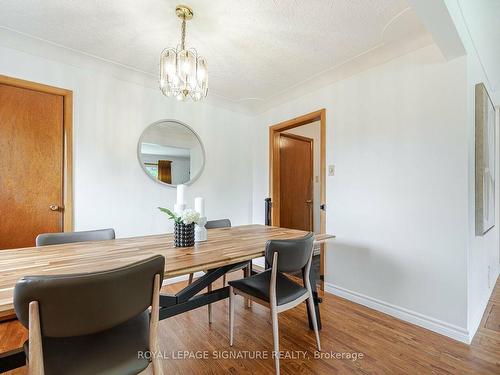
top-left (252, 44), bottom-right (471, 340)
top-left (444, 0), bottom-right (500, 339)
top-left (170, 157), bottom-right (190, 185)
top-left (284, 122), bottom-right (321, 233)
top-left (0, 43), bottom-right (253, 238)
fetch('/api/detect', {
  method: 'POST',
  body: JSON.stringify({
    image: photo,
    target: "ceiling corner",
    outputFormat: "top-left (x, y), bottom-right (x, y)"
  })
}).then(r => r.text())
top-left (407, 0), bottom-right (466, 61)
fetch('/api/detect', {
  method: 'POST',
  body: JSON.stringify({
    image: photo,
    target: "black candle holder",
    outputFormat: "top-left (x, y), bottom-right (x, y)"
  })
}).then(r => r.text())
top-left (174, 222), bottom-right (195, 247)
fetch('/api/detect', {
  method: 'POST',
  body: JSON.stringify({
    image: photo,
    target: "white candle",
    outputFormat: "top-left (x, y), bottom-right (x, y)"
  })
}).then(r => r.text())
top-left (194, 197), bottom-right (205, 217)
top-left (176, 184), bottom-right (186, 205)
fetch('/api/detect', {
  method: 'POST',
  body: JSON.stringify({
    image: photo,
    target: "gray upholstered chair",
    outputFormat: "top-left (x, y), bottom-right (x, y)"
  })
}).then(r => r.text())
top-left (188, 219), bottom-right (232, 284)
top-left (189, 219), bottom-right (251, 285)
top-left (207, 219), bottom-right (249, 286)
top-left (14, 255), bottom-right (165, 375)
top-left (36, 228), bottom-right (116, 247)
top-left (205, 219), bottom-right (231, 229)
top-left (228, 233), bottom-right (321, 375)
top-left (187, 219), bottom-right (252, 323)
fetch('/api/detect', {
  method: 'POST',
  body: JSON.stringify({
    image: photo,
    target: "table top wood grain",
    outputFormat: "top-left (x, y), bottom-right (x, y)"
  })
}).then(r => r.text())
top-left (0, 225), bottom-right (334, 318)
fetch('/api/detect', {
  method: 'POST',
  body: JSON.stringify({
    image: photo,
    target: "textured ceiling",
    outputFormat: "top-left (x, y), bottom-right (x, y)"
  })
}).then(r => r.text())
top-left (0, 0), bottom-right (430, 108)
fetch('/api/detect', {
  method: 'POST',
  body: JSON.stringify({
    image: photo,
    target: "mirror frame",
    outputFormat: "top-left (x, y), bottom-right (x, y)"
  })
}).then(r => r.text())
top-left (137, 119), bottom-right (206, 188)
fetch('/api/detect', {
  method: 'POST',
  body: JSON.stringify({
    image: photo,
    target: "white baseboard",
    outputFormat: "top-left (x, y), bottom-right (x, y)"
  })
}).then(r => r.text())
top-left (324, 282), bottom-right (471, 344)
top-left (253, 256), bottom-right (265, 269)
top-left (468, 268), bottom-right (500, 340)
top-left (162, 271), bottom-right (205, 286)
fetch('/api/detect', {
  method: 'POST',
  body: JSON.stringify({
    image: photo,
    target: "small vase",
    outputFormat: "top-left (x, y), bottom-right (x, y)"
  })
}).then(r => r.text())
top-left (174, 222), bottom-right (195, 247)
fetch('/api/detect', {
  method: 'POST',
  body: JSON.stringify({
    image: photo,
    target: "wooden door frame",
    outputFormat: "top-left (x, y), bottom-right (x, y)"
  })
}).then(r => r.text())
top-left (278, 132), bottom-right (314, 231)
top-left (0, 75), bottom-right (73, 232)
top-left (269, 109), bottom-right (326, 289)
top-left (269, 109), bottom-right (326, 232)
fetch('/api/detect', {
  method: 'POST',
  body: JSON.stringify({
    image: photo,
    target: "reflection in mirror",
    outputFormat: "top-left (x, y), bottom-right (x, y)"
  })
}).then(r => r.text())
top-left (138, 120), bottom-right (205, 186)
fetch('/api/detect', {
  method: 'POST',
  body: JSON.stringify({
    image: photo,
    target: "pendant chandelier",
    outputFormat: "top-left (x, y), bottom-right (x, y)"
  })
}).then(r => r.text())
top-left (159, 5), bottom-right (208, 101)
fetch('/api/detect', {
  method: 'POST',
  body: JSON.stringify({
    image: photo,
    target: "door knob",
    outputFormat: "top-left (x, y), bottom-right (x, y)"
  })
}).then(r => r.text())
top-left (49, 204), bottom-right (60, 211)
top-left (305, 200), bottom-right (312, 204)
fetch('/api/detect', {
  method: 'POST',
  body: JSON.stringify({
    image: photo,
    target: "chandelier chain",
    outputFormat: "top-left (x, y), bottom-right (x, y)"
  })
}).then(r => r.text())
top-left (180, 18), bottom-right (186, 51)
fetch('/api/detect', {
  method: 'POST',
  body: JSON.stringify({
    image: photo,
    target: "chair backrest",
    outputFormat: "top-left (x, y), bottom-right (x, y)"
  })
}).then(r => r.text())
top-left (264, 233), bottom-right (315, 273)
top-left (205, 219), bottom-right (231, 229)
top-left (36, 228), bottom-right (116, 247)
top-left (14, 255), bottom-right (164, 338)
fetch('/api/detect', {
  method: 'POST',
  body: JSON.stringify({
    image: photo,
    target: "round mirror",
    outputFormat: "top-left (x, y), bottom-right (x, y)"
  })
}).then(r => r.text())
top-left (138, 120), bottom-right (205, 186)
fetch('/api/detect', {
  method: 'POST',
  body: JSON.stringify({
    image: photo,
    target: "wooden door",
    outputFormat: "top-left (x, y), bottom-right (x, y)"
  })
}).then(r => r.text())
top-left (279, 133), bottom-right (313, 231)
top-left (0, 83), bottom-right (64, 249)
top-left (158, 160), bottom-right (172, 184)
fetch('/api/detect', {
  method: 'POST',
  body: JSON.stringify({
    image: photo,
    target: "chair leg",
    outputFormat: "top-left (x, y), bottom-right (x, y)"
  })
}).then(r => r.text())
top-left (207, 283), bottom-right (213, 324)
top-left (243, 265), bottom-right (251, 308)
top-left (29, 301), bottom-right (44, 375)
top-left (306, 292), bottom-right (321, 351)
top-left (271, 306), bottom-right (280, 375)
top-left (188, 273), bottom-right (194, 285)
top-left (229, 286), bottom-right (235, 346)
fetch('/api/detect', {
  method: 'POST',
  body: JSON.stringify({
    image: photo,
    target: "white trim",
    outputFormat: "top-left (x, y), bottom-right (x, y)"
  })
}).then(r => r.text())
top-left (253, 256), bottom-right (266, 269)
top-left (162, 271), bottom-right (205, 286)
top-left (468, 268), bottom-right (500, 340)
top-left (324, 282), bottom-right (471, 344)
top-left (468, 292), bottom-right (490, 341)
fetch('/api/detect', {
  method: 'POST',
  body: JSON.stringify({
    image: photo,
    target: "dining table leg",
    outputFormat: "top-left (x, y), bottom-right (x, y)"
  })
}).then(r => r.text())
top-left (305, 260), bottom-right (322, 330)
top-left (0, 347), bottom-right (25, 373)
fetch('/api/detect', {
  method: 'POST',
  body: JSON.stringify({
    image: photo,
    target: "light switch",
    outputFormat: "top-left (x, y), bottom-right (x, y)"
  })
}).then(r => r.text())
top-left (328, 165), bottom-right (335, 176)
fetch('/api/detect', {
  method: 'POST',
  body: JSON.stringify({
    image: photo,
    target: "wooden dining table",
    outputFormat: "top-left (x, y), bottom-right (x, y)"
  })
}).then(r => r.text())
top-left (0, 224), bottom-right (334, 372)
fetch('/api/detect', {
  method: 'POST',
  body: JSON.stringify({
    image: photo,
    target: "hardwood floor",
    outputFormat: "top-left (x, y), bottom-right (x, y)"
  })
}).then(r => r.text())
top-left (2, 277), bottom-right (499, 374)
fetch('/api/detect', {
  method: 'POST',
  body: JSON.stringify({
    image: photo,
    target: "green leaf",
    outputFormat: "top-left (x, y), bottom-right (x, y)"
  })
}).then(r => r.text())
top-left (157, 207), bottom-right (178, 221)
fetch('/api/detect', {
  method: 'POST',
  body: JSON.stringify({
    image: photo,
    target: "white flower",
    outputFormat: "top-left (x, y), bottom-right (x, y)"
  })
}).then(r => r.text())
top-left (180, 209), bottom-right (201, 225)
